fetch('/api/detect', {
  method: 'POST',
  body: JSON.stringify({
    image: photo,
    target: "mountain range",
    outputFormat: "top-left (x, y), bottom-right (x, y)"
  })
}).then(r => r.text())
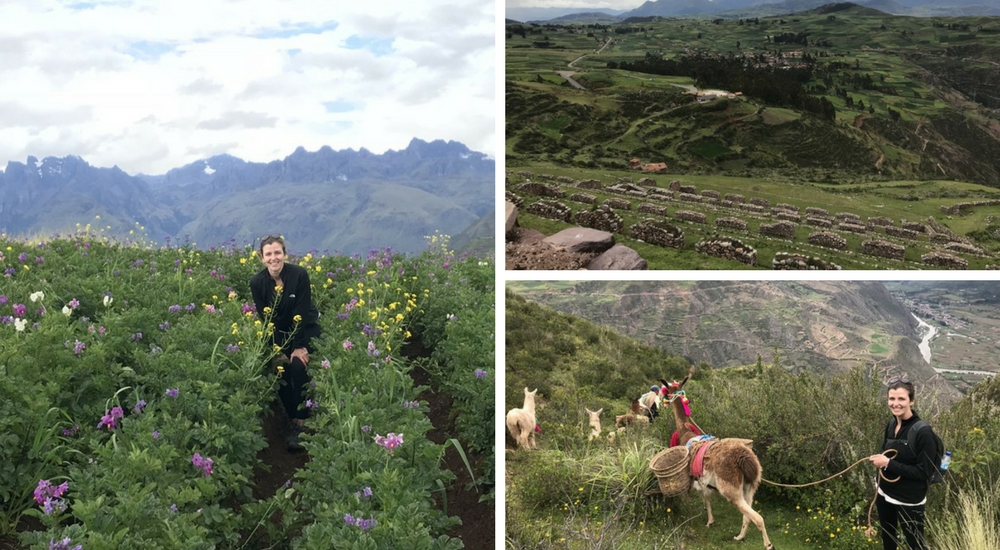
top-left (507, 0), bottom-right (1000, 21)
top-left (0, 139), bottom-right (495, 256)
top-left (507, 280), bottom-right (965, 402)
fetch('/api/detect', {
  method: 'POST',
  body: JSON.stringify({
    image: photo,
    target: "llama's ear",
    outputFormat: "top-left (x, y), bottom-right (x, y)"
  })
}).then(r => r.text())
top-left (586, 408), bottom-right (593, 415)
top-left (596, 408), bottom-right (603, 415)
top-left (659, 378), bottom-right (670, 388)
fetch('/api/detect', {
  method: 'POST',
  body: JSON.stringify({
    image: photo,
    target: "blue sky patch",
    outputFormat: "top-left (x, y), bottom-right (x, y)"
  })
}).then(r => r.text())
top-left (344, 35), bottom-right (394, 57)
top-left (254, 20), bottom-right (338, 39)
top-left (127, 41), bottom-right (175, 61)
top-left (323, 100), bottom-right (357, 113)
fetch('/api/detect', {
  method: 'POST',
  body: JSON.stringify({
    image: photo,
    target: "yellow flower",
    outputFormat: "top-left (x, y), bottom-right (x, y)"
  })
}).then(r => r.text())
top-left (370, 311), bottom-right (378, 320)
top-left (212, 295), bottom-right (218, 301)
top-left (405, 331), bottom-right (412, 339)
top-left (347, 288), bottom-right (354, 294)
top-left (276, 365), bottom-right (284, 375)
top-left (367, 270), bottom-right (376, 276)
top-left (395, 313), bottom-right (404, 322)
top-left (357, 282), bottom-right (364, 289)
top-left (315, 266), bottom-right (322, 272)
top-left (275, 285), bottom-right (283, 293)
top-left (366, 288), bottom-right (372, 295)
top-left (273, 344), bottom-right (282, 352)
top-left (293, 314), bottom-right (302, 323)
top-left (263, 307), bottom-right (272, 314)
top-left (240, 258), bottom-right (247, 265)
top-left (389, 302), bottom-right (398, 310)
top-left (357, 299), bottom-right (365, 307)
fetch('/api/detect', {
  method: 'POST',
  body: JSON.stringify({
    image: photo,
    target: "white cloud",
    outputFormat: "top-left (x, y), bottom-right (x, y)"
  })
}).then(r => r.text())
top-left (0, 0), bottom-right (495, 174)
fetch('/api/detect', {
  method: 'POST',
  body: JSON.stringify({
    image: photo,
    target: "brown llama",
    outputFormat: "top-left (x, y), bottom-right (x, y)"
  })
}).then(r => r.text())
top-left (661, 367), bottom-right (702, 447)
top-left (506, 387), bottom-right (537, 450)
top-left (686, 437), bottom-right (773, 550)
top-left (614, 398), bottom-right (650, 428)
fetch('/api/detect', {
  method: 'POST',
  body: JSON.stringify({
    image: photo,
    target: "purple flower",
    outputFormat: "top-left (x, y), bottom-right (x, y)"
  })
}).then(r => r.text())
top-left (226, 343), bottom-right (240, 353)
top-left (68, 298), bottom-right (79, 309)
top-left (374, 432), bottom-right (404, 454)
top-left (165, 388), bottom-right (179, 398)
top-left (47, 536), bottom-right (81, 550)
top-left (185, 303), bottom-right (196, 312)
top-left (158, 321), bottom-right (170, 331)
top-left (18, 252), bottom-right (27, 262)
top-left (134, 400), bottom-right (147, 414)
top-left (33, 479), bottom-right (68, 504)
top-left (36, 256), bottom-right (44, 264)
top-left (13, 303), bottom-right (26, 317)
top-left (170, 503), bottom-right (178, 512)
top-left (403, 400), bottom-right (419, 409)
top-left (131, 332), bottom-right (143, 341)
top-left (97, 410), bottom-right (118, 430)
top-left (191, 453), bottom-right (213, 476)
top-left (0, 295), bottom-right (6, 305)
top-left (152, 430), bottom-right (160, 439)
top-left (321, 359), bottom-right (331, 369)
top-left (168, 304), bottom-right (181, 313)
top-left (342, 340), bottom-right (354, 351)
top-left (361, 425), bottom-right (371, 433)
top-left (355, 486), bottom-right (373, 499)
top-left (366, 341), bottom-right (380, 357)
top-left (474, 369), bottom-right (487, 379)
top-left (447, 314), bottom-right (458, 322)
top-left (98, 326), bottom-right (105, 335)
top-left (72, 340), bottom-right (86, 355)
top-left (62, 425), bottom-right (79, 437)
top-left (336, 312), bottom-right (349, 320)
top-left (305, 399), bottom-right (319, 411)
top-left (241, 302), bottom-right (254, 315)
top-left (150, 345), bottom-right (162, 355)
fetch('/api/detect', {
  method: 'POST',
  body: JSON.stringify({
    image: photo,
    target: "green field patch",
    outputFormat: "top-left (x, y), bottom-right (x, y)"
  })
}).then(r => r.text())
top-left (688, 138), bottom-right (733, 159)
top-left (761, 108), bottom-right (802, 125)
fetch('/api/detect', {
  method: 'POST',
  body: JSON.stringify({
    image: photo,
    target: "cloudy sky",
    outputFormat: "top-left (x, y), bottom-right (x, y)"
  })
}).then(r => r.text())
top-left (0, 0), bottom-right (494, 175)
top-left (507, 0), bottom-right (636, 9)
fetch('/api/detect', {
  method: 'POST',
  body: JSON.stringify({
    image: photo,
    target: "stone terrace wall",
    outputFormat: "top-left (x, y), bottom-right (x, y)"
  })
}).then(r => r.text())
top-left (838, 222), bottom-right (868, 234)
top-left (506, 191), bottom-right (524, 208)
top-left (809, 231), bottom-right (847, 249)
top-left (930, 233), bottom-right (954, 244)
top-left (517, 181), bottom-right (566, 198)
top-left (536, 173), bottom-right (556, 180)
top-left (806, 217), bottom-right (833, 228)
top-left (616, 176), bottom-right (634, 184)
top-left (775, 203), bottom-right (799, 212)
top-left (675, 210), bottom-right (707, 224)
top-left (604, 197), bottom-right (632, 210)
top-left (716, 217), bottom-right (749, 231)
top-left (901, 221), bottom-right (927, 233)
top-left (638, 177), bottom-right (657, 187)
top-left (940, 199), bottom-right (1000, 215)
top-left (921, 252), bottom-right (968, 269)
top-left (569, 193), bottom-right (597, 204)
top-left (776, 211), bottom-right (801, 222)
top-left (679, 184), bottom-right (696, 194)
top-left (805, 207), bottom-right (830, 218)
top-left (772, 252), bottom-right (842, 270)
top-left (835, 212), bottom-right (862, 223)
top-left (607, 183), bottom-right (647, 197)
top-left (701, 189), bottom-right (720, 199)
top-left (695, 238), bottom-right (757, 266)
top-left (516, 170), bottom-right (533, 178)
top-left (649, 188), bottom-right (675, 200)
top-left (556, 176), bottom-right (574, 184)
top-left (749, 197), bottom-right (771, 208)
top-left (861, 240), bottom-right (905, 261)
top-left (638, 203), bottom-right (669, 216)
top-left (885, 226), bottom-right (919, 240)
top-left (759, 220), bottom-right (797, 239)
top-left (868, 216), bottom-right (893, 227)
top-left (668, 180), bottom-right (682, 192)
top-left (576, 179), bottom-right (603, 190)
top-left (525, 200), bottom-right (573, 222)
top-left (739, 203), bottom-right (766, 214)
top-left (630, 219), bottom-right (685, 249)
top-left (678, 192), bottom-right (703, 203)
top-left (576, 204), bottom-right (625, 233)
top-left (725, 193), bottom-right (745, 203)
top-left (945, 242), bottom-right (988, 256)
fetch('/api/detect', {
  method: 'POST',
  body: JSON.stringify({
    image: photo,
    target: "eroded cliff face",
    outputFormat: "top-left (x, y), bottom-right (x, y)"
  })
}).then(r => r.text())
top-left (516, 281), bottom-right (920, 376)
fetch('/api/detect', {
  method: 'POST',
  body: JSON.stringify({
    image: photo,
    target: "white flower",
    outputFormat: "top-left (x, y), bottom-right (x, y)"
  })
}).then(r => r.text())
top-left (13, 318), bottom-right (27, 332)
top-left (29, 291), bottom-right (44, 303)
top-left (103, 295), bottom-right (113, 307)
top-left (62, 305), bottom-right (72, 316)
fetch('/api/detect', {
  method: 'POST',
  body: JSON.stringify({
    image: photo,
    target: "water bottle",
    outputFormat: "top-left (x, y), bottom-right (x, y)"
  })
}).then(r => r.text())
top-left (940, 451), bottom-right (952, 471)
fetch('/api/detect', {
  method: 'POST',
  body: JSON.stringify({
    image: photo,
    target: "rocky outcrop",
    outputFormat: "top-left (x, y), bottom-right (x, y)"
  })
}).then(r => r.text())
top-left (921, 252), bottom-right (968, 269)
top-left (576, 205), bottom-right (625, 233)
top-left (587, 244), bottom-right (647, 270)
top-left (861, 240), bottom-right (905, 261)
top-left (759, 220), bottom-right (797, 239)
top-left (772, 252), bottom-right (842, 270)
top-left (675, 210), bottom-right (707, 224)
top-left (716, 217), bottom-right (748, 231)
top-left (630, 219), bottom-right (684, 249)
top-left (505, 201), bottom-right (518, 234)
top-left (505, 190), bottom-right (524, 208)
top-left (570, 193), bottom-right (597, 204)
top-left (809, 231), bottom-right (847, 249)
top-left (525, 200), bottom-right (573, 222)
top-left (695, 238), bottom-right (757, 266)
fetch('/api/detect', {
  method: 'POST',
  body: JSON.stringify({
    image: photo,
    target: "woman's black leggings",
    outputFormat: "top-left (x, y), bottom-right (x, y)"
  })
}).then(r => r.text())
top-left (277, 355), bottom-right (312, 420)
top-left (876, 494), bottom-right (927, 550)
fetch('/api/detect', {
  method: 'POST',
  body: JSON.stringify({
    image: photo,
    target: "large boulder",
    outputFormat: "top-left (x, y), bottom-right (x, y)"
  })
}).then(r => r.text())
top-left (505, 201), bottom-right (518, 233)
top-left (543, 227), bottom-right (616, 254)
top-left (587, 244), bottom-right (648, 270)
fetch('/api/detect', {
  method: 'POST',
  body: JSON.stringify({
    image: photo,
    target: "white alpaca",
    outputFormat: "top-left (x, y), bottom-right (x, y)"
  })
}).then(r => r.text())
top-left (506, 387), bottom-right (538, 449)
top-left (585, 408), bottom-right (603, 441)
